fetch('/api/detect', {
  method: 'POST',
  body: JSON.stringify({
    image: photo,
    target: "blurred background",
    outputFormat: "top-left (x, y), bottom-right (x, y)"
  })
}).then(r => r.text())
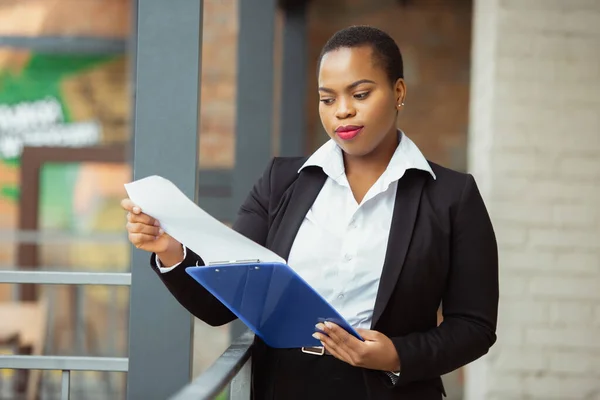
top-left (0, 0), bottom-right (598, 399)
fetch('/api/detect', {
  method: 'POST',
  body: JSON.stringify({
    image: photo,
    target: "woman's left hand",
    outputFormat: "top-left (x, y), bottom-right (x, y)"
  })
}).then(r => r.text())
top-left (313, 322), bottom-right (400, 372)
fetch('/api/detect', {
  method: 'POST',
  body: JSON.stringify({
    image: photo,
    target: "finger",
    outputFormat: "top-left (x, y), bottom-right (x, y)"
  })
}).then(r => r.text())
top-left (121, 198), bottom-right (142, 215)
top-left (126, 222), bottom-right (163, 237)
top-left (323, 322), bottom-right (362, 352)
top-left (315, 324), bottom-right (354, 356)
top-left (320, 338), bottom-right (351, 364)
top-left (129, 232), bottom-right (161, 248)
top-left (313, 331), bottom-right (355, 365)
top-left (120, 198), bottom-right (137, 212)
top-left (127, 211), bottom-right (160, 227)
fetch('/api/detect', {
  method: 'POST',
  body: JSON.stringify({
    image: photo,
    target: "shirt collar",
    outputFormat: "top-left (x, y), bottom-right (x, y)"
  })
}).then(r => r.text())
top-left (298, 130), bottom-right (436, 184)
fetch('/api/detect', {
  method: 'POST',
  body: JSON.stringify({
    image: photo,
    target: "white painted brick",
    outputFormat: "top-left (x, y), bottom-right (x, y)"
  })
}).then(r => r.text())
top-left (526, 327), bottom-right (600, 349)
top-left (499, 272), bottom-right (529, 297)
top-left (491, 151), bottom-right (557, 178)
top-left (527, 180), bottom-right (600, 204)
top-left (487, 394), bottom-right (523, 400)
top-left (498, 9), bottom-right (563, 33)
top-left (549, 301), bottom-right (594, 326)
top-left (496, 326), bottom-right (524, 346)
top-left (496, 56), bottom-right (600, 84)
top-left (560, 108), bottom-right (600, 133)
top-left (499, 299), bottom-right (548, 324)
top-left (529, 228), bottom-right (599, 250)
top-left (550, 351), bottom-right (600, 376)
top-left (491, 201), bottom-right (552, 226)
top-left (555, 58), bottom-right (600, 82)
top-left (533, 34), bottom-right (599, 61)
top-left (502, 249), bottom-right (554, 271)
top-left (505, 107), bottom-right (598, 141)
top-left (503, 249), bottom-right (598, 275)
top-left (564, 10), bottom-right (600, 36)
top-left (540, 130), bottom-right (600, 153)
top-left (469, 0), bottom-right (600, 395)
top-left (492, 99), bottom-right (553, 128)
top-left (499, 0), bottom-right (600, 12)
top-left (494, 224), bottom-right (528, 248)
top-left (496, 79), bottom-right (600, 111)
top-left (487, 373), bottom-right (525, 397)
top-left (594, 305), bottom-right (600, 327)
top-left (554, 252), bottom-right (600, 275)
top-left (524, 375), bottom-right (599, 400)
top-left (530, 276), bottom-right (600, 300)
top-left (488, 175), bottom-right (531, 202)
top-left (553, 205), bottom-right (598, 230)
top-left (559, 157), bottom-right (600, 180)
top-left (491, 129), bottom-right (534, 149)
top-left (495, 347), bottom-right (549, 373)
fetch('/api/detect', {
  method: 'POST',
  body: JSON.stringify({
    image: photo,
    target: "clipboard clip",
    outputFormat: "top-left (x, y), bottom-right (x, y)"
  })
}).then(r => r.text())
top-left (207, 259), bottom-right (261, 266)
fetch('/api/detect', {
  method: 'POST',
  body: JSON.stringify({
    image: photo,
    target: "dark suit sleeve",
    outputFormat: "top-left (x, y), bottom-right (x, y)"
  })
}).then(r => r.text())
top-left (149, 158), bottom-right (276, 327)
top-left (391, 174), bottom-right (499, 385)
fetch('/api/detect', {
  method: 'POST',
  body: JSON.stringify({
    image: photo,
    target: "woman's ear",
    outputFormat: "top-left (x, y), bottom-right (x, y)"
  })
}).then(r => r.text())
top-left (395, 78), bottom-right (406, 110)
top-left (395, 78), bottom-right (406, 106)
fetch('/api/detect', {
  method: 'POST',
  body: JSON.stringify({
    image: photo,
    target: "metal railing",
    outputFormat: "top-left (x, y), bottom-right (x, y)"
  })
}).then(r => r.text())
top-left (0, 356), bottom-right (129, 400)
top-left (1, 271), bottom-right (253, 400)
top-left (169, 331), bottom-right (253, 400)
top-left (0, 270), bottom-right (131, 286)
top-left (0, 270), bottom-right (131, 399)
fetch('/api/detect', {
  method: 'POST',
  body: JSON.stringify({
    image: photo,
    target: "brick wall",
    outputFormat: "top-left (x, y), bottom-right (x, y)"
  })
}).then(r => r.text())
top-left (198, 0), bottom-right (238, 168)
top-left (0, 0), bottom-right (473, 169)
top-left (467, 0), bottom-right (600, 399)
top-left (199, 0), bottom-right (474, 170)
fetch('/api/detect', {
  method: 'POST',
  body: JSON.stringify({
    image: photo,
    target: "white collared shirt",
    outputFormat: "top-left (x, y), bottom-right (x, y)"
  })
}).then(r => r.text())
top-left (157, 131), bottom-right (435, 330)
top-left (286, 131), bottom-right (435, 330)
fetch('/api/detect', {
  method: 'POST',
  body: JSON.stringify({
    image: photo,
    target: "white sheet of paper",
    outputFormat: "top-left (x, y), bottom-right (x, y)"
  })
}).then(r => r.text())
top-left (124, 175), bottom-right (286, 265)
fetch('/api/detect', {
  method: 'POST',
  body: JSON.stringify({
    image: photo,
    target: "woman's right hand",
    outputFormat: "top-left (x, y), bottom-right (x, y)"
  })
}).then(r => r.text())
top-left (121, 198), bottom-right (184, 265)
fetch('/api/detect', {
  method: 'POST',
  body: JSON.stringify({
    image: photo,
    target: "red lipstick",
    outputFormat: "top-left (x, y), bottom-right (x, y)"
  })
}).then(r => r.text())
top-left (335, 125), bottom-right (363, 141)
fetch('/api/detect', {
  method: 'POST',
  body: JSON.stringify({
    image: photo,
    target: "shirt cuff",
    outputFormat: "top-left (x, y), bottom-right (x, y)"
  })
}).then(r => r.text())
top-left (383, 370), bottom-right (400, 384)
top-left (156, 245), bottom-right (187, 273)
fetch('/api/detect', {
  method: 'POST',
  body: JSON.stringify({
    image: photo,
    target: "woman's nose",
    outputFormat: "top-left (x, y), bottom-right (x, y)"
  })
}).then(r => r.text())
top-left (335, 100), bottom-right (356, 119)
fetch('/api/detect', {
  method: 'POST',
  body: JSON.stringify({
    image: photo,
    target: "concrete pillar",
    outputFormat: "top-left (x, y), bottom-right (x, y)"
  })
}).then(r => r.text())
top-left (466, 0), bottom-right (600, 399)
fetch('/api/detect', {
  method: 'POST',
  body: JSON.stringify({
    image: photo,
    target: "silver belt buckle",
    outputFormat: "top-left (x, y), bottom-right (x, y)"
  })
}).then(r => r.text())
top-left (301, 346), bottom-right (325, 356)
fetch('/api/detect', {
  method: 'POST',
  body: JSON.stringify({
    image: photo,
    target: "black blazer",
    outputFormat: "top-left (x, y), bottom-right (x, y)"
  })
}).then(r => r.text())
top-left (151, 156), bottom-right (499, 399)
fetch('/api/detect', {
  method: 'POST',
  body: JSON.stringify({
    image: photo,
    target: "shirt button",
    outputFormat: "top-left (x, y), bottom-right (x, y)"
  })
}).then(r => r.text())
top-left (344, 254), bottom-right (353, 261)
top-left (338, 294), bottom-right (344, 300)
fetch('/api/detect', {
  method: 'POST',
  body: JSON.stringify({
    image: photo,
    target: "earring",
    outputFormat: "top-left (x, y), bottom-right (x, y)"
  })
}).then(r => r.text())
top-left (398, 102), bottom-right (405, 107)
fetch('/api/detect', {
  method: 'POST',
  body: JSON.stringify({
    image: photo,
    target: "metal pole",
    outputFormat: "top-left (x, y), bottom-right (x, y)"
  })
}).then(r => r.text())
top-left (61, 370), bottom-right (71, 400)
top-left (229, 358), bottom-right (252, 400)
top-left (127, 1), bottom-right (202, 398)
top-left (279, 3), bottom-right (309, 157)
top-left (231, 0), bottom-right (277, 341)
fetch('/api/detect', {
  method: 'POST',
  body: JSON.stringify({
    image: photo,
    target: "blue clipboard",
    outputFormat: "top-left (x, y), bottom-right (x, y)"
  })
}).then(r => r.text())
top-left (185, 261), bottom-right (363, 348)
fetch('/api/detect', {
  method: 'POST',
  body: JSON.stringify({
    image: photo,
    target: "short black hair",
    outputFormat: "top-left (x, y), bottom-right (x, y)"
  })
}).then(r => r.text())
top-left (318, 25), bottom-right (404, 85)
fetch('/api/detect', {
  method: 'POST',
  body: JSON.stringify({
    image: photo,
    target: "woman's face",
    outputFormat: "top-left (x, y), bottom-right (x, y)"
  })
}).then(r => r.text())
top-left (317, 46), bottom-right (406, 158)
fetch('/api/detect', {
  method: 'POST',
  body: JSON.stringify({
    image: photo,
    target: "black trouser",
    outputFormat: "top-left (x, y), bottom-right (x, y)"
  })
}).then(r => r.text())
top-left (251, 343), bottom-right (444, 400)
top-left (252, 347), bottom-right (369, 400)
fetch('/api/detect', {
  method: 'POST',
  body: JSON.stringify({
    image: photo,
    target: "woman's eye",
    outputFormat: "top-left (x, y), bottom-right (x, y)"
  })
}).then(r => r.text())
top-left (320, 98), bottom-right (334, 105)
top-left (354, 92), bottom-right (369, 100)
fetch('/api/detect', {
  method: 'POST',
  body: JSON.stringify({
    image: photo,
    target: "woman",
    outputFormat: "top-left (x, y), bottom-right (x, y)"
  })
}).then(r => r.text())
top-left (121, 25), bottom-right (498, 400)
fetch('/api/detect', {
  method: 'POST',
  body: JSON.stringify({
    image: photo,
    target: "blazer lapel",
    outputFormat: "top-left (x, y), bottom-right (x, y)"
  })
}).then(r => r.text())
top-left (268, 167), bottom-right (327, 261)
top-left (371, 171), bottom-right (426, 328)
